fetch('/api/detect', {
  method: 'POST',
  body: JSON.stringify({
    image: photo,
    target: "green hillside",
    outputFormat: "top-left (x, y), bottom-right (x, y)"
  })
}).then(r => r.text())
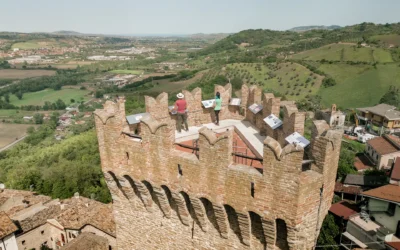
top-left (292, 43), bottom-right (393, 63)
top-left (224, 62), bottom-right (324, 100)
top-left (318, 63), bottom-right (400, 108)
top-left (0, 128), bottom-right (111, 203)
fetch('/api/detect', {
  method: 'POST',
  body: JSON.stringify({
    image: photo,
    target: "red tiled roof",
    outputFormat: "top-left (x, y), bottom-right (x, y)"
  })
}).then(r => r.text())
top-left (0, 211), bottom-right (18, 239)
top-left (387, 135), bottom-right (400, 147)
top-left (391, 158), bottom-right (400, 181)
top-left (362, 184), bottom-right (400, 203)
top-left (334, 182), bottom-right (362, 195)
top-left (354, 155), bottom-right (374, 171)
top-left (329, 201), bottom-right (360, 220)
top-left (367, 136), bottom-right (399, 155)
top-left (386, 241), bottom-right (400, 250)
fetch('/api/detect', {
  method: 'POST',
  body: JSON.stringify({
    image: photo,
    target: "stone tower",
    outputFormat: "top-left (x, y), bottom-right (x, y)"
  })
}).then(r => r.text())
top-left (94, 84), bottom-right (342, 250)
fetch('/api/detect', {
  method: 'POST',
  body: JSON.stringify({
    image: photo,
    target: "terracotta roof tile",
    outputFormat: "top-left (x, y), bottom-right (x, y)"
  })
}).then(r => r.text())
top-left (334, 182), bottom-right (362, 195)
top-left (362, 184), bottom-right (400, 203)
top-left (329, 201), bottom-right (360, 220)
top-left (61, 232), bottom-right (108, 250)
top-left (367, 136), bottom-right (399, 155)
top-left (354, 155), bottom-right (374, 171)
top-left (56, 197), bottom-right (115, 237)
top-left (386, 241), bottom-right (400, 250)
top-left (391, 158), bottom-right (400, 181)
top-left (0, 211), bottom-right (18, 239)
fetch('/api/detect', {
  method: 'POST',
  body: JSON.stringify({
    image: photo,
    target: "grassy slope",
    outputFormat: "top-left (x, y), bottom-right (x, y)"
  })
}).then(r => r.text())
top-left (10, 88), bottom-right (90, 106)
top-left (319, 64), bottom-right (400, 108)
top-left (226, 62), bottom-right (324, 100)
top-left (292, 44), bottom-right (393, 62)
top-left (109, 70), bottom-right (143, 75)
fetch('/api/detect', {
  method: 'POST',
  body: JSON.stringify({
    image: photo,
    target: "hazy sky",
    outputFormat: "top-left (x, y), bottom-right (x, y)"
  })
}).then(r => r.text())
top-left (1, 0), bottom-right (399, 34)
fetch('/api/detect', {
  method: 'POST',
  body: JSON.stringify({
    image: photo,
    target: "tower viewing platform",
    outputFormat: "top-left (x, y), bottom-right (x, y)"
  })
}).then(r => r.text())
top-left (94, 83), bottom-right (343, 250)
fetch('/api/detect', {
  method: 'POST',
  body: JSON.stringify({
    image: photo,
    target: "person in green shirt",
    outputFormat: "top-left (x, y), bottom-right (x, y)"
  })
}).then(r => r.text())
top-left (214, 92), bottom-right (222, 125)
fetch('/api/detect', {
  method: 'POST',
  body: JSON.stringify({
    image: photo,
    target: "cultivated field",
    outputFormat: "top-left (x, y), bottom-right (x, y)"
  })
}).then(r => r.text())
top-left (36, 61), bottom-right (94, 69)
top-left (225, 62), bottom-right (324, 100)
top-left (0, 69), bottom-right (56, 79)
top-left (147, 70), bottom-right (208, 93)
top-left (370, 34), bottom-right (400, 46)
top-left (0, 123), bottom-right (35, 149)
top-left (12, 42), bottom-right (43, 50)
top-left (11, 39), bottom-right (60, 50)
top-left (9, 88), bottom-right (90, 107)
top-left (110, 70), bottom-right (143, 75)
top-left (318, 64), bottom-right (400, 108)
top-left (292, 44), bottom-right (393, 63)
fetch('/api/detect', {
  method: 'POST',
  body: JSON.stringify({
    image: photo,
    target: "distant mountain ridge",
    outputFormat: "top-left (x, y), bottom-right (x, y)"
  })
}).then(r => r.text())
top-left (52, 30), bottom-right (84, 36)
top-left (289, 25), bottom-right (341, 32)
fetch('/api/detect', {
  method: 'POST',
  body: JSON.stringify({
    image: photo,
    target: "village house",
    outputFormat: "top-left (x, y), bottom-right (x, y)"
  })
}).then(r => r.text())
top-left (316, 104), bottom-right (346, 128)
top-left (0, 212), bottom-right (18, 250)
top-left (0, 189), bottom-right (115, 250)
top-left (329, 200), bottom-right (360, 227)
top-left (365, 134), bottom-right (400, 170)
top-left (357, 103), bottom-right (400, 131)
top-left (390, 158), bottom-right (400, 185)
top-left (341, 184), bottom-right (400, 249)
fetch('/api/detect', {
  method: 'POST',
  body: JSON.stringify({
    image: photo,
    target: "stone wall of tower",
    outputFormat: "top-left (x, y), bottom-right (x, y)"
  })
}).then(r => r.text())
top-left (94, 85), bottom-right (342, 250)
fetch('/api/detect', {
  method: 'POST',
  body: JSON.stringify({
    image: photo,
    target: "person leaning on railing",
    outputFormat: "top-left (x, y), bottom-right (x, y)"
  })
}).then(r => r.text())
top-left (174, 93), bottom-right (189, 133)
top-left (213, 92), bottom-right (221, 126)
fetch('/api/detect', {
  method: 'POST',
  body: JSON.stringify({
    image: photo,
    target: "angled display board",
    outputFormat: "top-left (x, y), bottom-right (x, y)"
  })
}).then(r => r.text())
top-left (126, 113), bottom-right (150, 125)
top-left (229, 98), bottom-right (241, 106)
top-left (168, 105), bottom-right (177, 115)
top-left (248, 103), bottom-right (263, 114)
top-left (285, 132), bottom-right (310, 148)
top-left (263, 114), bottom-right (283, 129)
top-left (202, 99), bottom-right (215, 108)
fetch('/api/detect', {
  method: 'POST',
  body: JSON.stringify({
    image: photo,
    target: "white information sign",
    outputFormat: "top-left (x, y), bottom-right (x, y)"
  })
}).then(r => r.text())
top-left (248, 103), bottom-right (263, 114)
top-left (230, 98), bottom-right (241, 106)
top-left (263, 114), bottom-right (283, 129)
top-left (126, 113), bottom-right (150, 124)
top-left (168, 105), bottom-right (177, 115)
top-left (285, 132), bottom-right (310, 148)
top-left (202, 99), bottom-right (215, 108)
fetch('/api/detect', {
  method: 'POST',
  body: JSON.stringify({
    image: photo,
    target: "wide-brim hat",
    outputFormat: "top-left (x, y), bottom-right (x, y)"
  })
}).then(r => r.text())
top-left (177, 93), bottom-right (184, 98)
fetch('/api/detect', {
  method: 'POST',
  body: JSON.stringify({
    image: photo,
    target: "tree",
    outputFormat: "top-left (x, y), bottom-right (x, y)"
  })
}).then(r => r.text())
top-left (317, 214), bottom-right (340, 249)
top-left (33, 113), bottom-right (44, 124)
top-left (4, 93), bottom-right (9, 103)
top-left (15, 91), bottom-right (23, 100)
top-left (70, 98), bottom-right (75, 103)
top-left (55, 99), bottom-right (66, 110)
top-left (379, 88), bottom-right (400, 107)
top-left (27, 126), bottom-right (36, 134)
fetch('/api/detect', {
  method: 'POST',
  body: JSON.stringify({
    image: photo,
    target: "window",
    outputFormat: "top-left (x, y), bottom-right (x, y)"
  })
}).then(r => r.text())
top-left (41, 230), bottom-right (44, 235)
top-left (69, 232), bottom-right (71, 238)
top-left (251, 182), bottom-right (255, 198)
top-left (22, 240), bottom-right (26, 245)
top-left (387, 203), bottom-right (396, 216)
top-left (178, 164), bottom-right (182, 176)
top-left (126, 152), bottom-right (129, 160)
top-left (376, 154), bottom-right (379, 160)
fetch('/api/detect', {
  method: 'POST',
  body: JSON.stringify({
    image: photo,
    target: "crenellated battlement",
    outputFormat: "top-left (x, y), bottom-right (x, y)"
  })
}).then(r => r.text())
top-left (94, 84), bottom-right (342, 250)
